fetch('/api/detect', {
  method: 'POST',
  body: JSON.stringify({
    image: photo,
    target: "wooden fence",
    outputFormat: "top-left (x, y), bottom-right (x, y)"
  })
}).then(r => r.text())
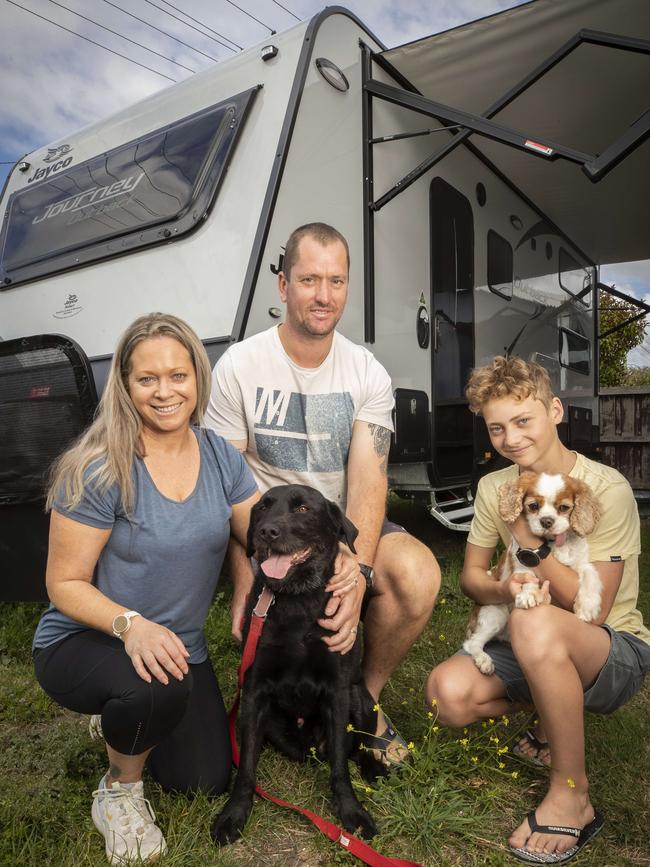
top-left (599, 387), bottom-right (650, 490)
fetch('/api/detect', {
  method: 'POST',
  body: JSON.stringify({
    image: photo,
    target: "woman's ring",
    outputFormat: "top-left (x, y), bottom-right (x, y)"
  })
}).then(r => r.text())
top-left (350, 626), bottom-right (358, 635)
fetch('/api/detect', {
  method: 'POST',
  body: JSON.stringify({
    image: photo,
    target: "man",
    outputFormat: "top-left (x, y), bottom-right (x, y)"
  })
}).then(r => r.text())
top-left (426, 355), bottom-right (649, 863)
top-left (205, 222), bottom-right (440, 763)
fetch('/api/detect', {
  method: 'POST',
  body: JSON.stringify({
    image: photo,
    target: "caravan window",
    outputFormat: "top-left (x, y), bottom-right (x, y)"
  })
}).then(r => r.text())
top-left (487, 230), bottom-right (513, 299)
top-left (0, 87), bottom-right (258, 288)
top-left (559, 327), bottom-right (590, 375)
top-left (559, 249), bottom-right (591, 307)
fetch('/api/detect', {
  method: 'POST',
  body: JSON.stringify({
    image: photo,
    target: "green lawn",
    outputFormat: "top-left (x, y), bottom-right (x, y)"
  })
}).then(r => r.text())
top-left (1, 506), bottom-right (648, 867)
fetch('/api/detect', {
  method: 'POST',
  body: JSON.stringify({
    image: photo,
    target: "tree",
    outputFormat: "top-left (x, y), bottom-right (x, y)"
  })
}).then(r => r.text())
top-left (623, 366), bottom-right (650, 387)
top-left (599, 287), bottom-right (648, 387)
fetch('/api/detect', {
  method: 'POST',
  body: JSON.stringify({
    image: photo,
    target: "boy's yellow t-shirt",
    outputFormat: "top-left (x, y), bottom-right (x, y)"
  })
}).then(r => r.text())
top-left (468, 452), bottom-right (649, 644)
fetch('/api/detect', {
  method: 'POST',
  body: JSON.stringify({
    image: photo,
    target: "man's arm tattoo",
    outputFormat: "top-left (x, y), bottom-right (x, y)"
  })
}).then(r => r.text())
top-left (368, 423), bottom-right (391, 476)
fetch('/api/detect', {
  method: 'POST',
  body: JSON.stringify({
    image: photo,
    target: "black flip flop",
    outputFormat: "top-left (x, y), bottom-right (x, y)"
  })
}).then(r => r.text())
top-left (365, 714), bottom-right (408, 768)
top-left (509, 809), bottom-right (604, 863)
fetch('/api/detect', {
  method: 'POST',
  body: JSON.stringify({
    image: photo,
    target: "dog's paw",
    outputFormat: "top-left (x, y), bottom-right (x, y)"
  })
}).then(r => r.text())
top-left (211, 803), bottom-right (250, 846)
top-left (514, 587), bottom-right (539, 609)
top-left (337, 800), bottom-right (377, 840)
top-left (473, 651), bottom-right (495, 675)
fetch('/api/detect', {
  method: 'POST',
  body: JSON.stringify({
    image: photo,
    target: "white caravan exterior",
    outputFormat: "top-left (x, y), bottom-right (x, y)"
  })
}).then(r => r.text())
top-left (4, 0), bottom-right (646, 549)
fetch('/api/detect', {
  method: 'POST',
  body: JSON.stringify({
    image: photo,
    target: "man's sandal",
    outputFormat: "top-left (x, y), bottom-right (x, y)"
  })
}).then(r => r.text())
top-left (366, 714), bottom-right (408, 769)
top-left (512, 729), bottom-right (550, 767)
top-left (509, 810), bottom-right (604, 863)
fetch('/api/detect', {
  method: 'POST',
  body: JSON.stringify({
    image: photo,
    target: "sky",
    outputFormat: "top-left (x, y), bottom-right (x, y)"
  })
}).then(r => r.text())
top-left (0, 0), bottom-right (648, 366)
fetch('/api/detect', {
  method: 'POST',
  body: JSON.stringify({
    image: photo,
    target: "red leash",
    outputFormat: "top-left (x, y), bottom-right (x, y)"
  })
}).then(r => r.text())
top-left (228, 587), bottom-right (422, 867)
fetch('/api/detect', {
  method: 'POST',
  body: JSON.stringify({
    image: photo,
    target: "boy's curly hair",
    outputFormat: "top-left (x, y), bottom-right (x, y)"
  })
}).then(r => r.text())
top-left (465, 356), bottom-right (554, 415)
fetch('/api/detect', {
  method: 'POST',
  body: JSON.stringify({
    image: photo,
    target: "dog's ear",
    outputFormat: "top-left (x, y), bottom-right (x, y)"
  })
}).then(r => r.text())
top-left (325, 499), bottom-right (358, 554)
top-left (569, 480), bottom-right (602, 536)
top-left (246, 501), bottom-right (260, 557)
top-left (498, 473), bottom-right (534, 523)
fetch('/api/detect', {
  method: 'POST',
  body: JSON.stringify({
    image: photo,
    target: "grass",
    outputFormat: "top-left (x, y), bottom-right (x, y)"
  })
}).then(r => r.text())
top-left (1, 504), bottom-right (649, 867)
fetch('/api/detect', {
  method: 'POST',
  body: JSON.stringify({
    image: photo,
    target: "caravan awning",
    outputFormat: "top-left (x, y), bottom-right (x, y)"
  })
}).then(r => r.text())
top-left (381, 0), bottom-right (650, 266)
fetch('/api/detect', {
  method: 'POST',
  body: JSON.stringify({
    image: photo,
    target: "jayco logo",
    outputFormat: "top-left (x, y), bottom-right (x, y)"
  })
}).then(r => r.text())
top-left (28, 145), bottom-right (74, 183)
top-left (31, 173), bottom-right (144, 224)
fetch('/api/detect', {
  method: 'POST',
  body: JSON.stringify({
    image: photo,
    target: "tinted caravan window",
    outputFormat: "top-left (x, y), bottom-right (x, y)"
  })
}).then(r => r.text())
top-left (559, 327), bottom-right (590, 375)
top-left (0, 86), bottom-right (259, 287)
top-left (487, 229), bottom-right (513, 299)
top-left (559, 248), bottom-right (591, 307)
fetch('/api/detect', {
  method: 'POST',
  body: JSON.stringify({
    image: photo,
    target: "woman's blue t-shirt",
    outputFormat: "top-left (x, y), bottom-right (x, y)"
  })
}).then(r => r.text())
top-left (33, 429), bottom-right (257, 663)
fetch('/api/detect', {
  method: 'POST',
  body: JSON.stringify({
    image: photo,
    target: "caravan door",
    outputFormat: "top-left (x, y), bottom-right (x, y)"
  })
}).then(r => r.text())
top-left (430, 177), bottom-right (475, 485)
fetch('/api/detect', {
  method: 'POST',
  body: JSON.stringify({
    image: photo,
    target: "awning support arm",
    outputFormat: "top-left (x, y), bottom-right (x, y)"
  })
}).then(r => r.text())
top-left (597, 281), bottom-right (650, 340)
top-left (366, 29), bottom-right (650, 213)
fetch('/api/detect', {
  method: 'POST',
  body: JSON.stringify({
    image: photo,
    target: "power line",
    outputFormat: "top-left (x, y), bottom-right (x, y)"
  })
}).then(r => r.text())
top-left (145, 0), bottom-right (240, 52)
top-left (271, 0), bottom-right (300, 22)
top-left (223, 0), bottom-right (276, 34)
top-left (99, 0), bottom-right (220, 63)
top-left (45, 0), bottom-right (196, 73)
top-left (157, 0), bottom-right (241, 50)
top-left (5, 0), bottom-right (176, 81)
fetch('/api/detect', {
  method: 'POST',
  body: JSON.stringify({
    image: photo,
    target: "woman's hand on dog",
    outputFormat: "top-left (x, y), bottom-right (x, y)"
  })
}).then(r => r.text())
top-left (320, 547), bottom-right (365, 654)
top-left (122, 617), bottom-right (190, 684)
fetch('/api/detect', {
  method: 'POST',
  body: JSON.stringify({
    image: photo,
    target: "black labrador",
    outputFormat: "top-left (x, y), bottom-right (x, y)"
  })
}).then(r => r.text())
top-left (211, 484), bottom-right (387, 845)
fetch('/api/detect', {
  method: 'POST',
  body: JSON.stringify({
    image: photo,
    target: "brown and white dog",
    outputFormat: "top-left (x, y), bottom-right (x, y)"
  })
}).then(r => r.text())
top-left (463, 472), bottom-right (602, 674)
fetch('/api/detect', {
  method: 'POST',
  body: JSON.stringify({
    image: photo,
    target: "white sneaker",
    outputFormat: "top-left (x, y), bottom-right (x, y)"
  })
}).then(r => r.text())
top-left (91, 779), bottom-right (167, 864)
top-left (89, 714), bottom-right (104, 740)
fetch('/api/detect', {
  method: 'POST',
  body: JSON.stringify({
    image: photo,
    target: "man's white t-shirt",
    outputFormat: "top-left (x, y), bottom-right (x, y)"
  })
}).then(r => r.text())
top-left (205, 326), bottom-right (394, 507)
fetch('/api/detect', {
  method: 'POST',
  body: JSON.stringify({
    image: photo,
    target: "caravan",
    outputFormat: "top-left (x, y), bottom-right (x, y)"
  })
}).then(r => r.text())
top-left (1, 0), bottom-right (649, 597)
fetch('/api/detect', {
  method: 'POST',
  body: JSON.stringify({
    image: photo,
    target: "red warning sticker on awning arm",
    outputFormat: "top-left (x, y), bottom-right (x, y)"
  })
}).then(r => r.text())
top-left (524, 139), bottom-right (554, 156)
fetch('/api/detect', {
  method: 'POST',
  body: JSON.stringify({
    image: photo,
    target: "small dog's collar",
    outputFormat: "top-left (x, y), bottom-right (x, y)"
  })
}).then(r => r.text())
top-left (253, 586), bottom-right (275, 618)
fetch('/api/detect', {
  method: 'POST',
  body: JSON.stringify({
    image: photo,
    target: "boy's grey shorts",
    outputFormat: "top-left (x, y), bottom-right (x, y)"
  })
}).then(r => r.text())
top-left (456, 624), bottom-right (650, 714)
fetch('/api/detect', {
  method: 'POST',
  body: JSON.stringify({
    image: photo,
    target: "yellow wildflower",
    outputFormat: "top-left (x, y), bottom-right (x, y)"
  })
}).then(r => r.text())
top-left (459, 738), bottom-right (469, 747)
top-left (498, 746), bottom-right (508, 754)
top-left (439, 598), bottom-right (447, 605)
top-left (433, 726), bottom-right (439, 733)
top-left (511, 771), bottom-right (519, 779)
top-left (498, 762), bottom-right (505, 769)
top-left (488, 718), bottom-right (495, 725)
top-left (427, 711), bottom-right (434, 719)
top-left (430, 698), bottom-right (437, 707)
top-left (438, 634), bottom-right (446, 642)
top-left (373, 704), bottom-right (380, 712)
top-left (407, 742), bottom-right (415, 751)
top-left (471, 756), bottom-right (478, 764)
top-left (501, 715), bottom-right (510, 726)
top-left (346, 723), bottom-right (354, 732)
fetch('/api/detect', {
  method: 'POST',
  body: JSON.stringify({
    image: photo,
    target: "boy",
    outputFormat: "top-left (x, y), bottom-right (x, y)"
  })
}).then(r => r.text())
top-left (426, 356), bottom-right (649, 863)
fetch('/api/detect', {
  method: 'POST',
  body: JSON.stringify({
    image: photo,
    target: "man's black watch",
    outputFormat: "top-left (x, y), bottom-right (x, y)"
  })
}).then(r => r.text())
top-left (359, 563), bottom-right (374, 590)
top-left (515, 542), bottom-right (551, 568)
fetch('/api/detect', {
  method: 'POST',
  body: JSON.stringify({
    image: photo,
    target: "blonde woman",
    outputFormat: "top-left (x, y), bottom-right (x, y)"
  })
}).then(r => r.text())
top-left (33, 313), bottom-right (259, 865)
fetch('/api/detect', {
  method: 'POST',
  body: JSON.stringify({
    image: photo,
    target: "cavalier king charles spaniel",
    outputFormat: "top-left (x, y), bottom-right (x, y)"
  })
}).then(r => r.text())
top-left (463, 471), bottom-right (602, 674)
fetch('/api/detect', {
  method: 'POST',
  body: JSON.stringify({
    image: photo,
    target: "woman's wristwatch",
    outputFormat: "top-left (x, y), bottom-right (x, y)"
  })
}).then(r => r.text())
top-left (359, 563), bottom-right (374, 590)
top-left (112, 610), bottom-right (140, 639)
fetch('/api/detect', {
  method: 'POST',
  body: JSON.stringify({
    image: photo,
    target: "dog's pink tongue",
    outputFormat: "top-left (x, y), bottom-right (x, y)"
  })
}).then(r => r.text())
top-left (554, 532), bottom-right (567, 546)
top-left (260, 553), bottom-right (292, 580)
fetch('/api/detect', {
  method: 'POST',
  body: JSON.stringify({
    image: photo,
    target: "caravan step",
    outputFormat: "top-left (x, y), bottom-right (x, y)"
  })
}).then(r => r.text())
top-left (429, 488), bottom-right (474, 532)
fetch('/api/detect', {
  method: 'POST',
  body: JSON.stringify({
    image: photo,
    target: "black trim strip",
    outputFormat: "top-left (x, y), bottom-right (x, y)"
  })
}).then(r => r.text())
top-left (361, 42), bottom-right (375, 343)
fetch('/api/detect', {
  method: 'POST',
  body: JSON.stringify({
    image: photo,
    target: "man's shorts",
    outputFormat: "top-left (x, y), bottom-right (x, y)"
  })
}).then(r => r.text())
top-left (381, 517), bottom-right (408, 538)
top-left (456, 625), bottom-right (650, 714)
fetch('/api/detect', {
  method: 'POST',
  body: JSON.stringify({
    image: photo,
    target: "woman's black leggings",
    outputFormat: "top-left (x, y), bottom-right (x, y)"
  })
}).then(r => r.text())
top-left (34, 629), bottom-right (232, 795)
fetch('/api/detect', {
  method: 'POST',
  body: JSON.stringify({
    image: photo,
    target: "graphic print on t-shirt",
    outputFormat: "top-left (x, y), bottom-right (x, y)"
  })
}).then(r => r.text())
top-left (254, 387), bottom-right (354, 473)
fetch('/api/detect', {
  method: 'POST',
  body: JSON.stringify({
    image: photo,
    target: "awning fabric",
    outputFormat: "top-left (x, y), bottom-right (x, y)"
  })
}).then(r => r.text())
top-left (381, 0), bottom-right (650, 266)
